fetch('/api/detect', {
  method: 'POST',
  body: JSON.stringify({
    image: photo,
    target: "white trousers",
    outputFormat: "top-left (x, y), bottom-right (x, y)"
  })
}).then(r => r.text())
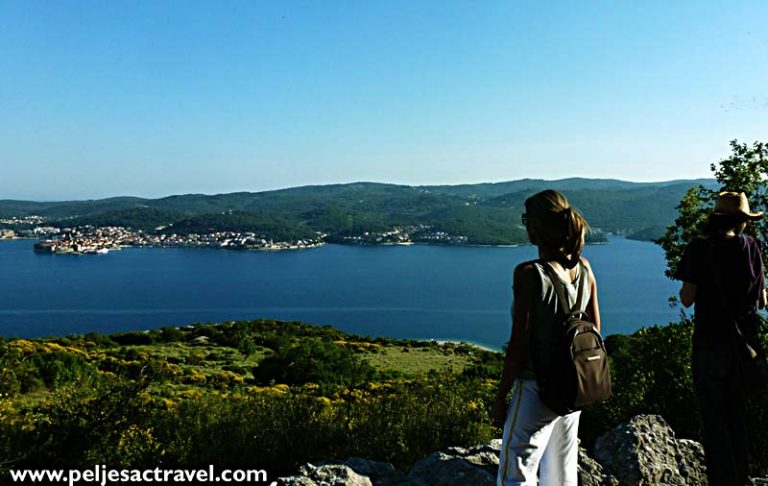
top-left (497, 379), bottom-right (580, 486)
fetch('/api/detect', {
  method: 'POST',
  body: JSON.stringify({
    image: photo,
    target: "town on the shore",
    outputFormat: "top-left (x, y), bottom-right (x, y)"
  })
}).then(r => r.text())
top-left (30, 226), bottom-right (326, 254)
top-left (0, 216), bottom-right (470, 255)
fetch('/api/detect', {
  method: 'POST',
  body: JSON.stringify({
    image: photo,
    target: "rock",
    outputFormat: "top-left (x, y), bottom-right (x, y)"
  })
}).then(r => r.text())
top-left (443, 440), bottom-right (501, 477)
top-left (404, 440), bottom-right (501, 484)
top-left (279, 416), bottom-right (711, 486)
top-left (313, 458), bottom-right (406, 485)
top-left (279, 437), bottom-right (618, 486)
top-left (278, 463), bottom-right (373, 486)
top-left (594, 414), bottom-right (707, 485)
top-left (578, 447), bottom-right (619, 486)
top-left (406, 451), bottom-right (496, 485)
top-left (407, 440), bottom-right (616, 485)
top-left (278, 476), bottom-right (317, 486)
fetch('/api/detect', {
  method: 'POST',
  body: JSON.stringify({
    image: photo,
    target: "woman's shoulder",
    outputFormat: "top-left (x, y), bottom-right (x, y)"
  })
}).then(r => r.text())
top-left (579, 256), bottom-right (595, 278)
top-left (514, 260), bottom-right (541, 276)
top-left (513, 260), bottom-right (542, 284)
top-left (513, 260), bottom-right (542, 295)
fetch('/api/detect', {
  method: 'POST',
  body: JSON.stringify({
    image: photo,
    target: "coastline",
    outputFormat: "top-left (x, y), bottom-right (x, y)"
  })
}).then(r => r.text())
top-left (432, 339), bottom-right (501, 353)
top-left (16, 237), bottom-right (622, 255)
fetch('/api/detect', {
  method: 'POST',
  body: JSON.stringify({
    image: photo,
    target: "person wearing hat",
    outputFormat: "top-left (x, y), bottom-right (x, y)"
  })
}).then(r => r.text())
top-left (676, 191), bottom-right (767, 486)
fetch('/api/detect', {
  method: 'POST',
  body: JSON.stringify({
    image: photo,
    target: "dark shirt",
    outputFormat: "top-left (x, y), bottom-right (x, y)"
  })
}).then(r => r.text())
top-left (675, 234), bottom-right (764, 347)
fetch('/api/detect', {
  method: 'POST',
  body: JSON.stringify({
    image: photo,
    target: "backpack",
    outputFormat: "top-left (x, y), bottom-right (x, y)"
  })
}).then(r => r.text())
top-left (535, 261), bottom-right (612, 415)
top-left (706, 241), bottom-right (768, 393)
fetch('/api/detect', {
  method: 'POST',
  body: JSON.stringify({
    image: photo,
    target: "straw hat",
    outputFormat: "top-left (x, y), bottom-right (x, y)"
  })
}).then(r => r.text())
top-left (712, 191), bottom-right (763, 220)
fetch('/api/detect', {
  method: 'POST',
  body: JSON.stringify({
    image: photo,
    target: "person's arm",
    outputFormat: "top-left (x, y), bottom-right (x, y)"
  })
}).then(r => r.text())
top-left (581, 257), bottom-right (601, 332)
top-left (680, 282), bottom-right (697, 308)
top-left (491, 263), bottom-right (536, 427)
top-left (675, 241), bottom-right (698, 309)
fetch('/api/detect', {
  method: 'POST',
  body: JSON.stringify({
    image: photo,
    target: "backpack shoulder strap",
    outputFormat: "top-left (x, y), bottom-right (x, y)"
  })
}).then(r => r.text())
top-left (574, 260), bottom-right (588, 314)
top-left (541, 262), bottom-right (575, 316)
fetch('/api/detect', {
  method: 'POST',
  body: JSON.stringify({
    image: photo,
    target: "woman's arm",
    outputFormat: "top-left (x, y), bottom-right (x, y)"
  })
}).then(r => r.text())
top-left (581, 258), bottom-right (601, 332)
top-left (491, 263), bottom-right (536, 426)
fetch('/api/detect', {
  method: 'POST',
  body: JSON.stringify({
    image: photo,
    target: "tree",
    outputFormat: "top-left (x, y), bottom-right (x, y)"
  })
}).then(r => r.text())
top-left (657, 140), bottom-right (768, 279)
top-left (252, 338), bottom-right (375, 387)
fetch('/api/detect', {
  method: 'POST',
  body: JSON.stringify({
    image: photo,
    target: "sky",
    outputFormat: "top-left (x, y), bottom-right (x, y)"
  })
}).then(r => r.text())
top-left (1, 1), bottom-right (767, 201)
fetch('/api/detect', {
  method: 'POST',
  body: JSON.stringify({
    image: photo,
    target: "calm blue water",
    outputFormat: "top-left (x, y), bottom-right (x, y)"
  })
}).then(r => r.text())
top-left (0, 237), bottom-right (681, 349)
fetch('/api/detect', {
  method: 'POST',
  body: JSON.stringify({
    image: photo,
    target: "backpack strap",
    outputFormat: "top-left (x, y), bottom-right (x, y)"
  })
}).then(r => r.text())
top-left (542, 261), bottom-right (587, 319)
top-left (574, 263), bottom-right (587, 316)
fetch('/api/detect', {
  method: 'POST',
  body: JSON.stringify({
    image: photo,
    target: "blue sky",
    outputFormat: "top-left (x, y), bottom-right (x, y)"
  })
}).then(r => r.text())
top-left (1, 1), bottom-right (766, 200)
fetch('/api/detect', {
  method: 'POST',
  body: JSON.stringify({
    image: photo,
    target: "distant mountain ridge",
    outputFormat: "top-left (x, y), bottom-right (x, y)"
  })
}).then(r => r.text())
top-left (420, 177), bottom-right (717, 198)
top-left (0, 178), bottom-right (719, 244)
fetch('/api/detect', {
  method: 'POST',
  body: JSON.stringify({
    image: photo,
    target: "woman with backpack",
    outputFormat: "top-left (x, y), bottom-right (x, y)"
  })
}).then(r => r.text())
top-left (676, 191), bottom-right (767, 486)
top-left (491, 190), bottom-right (602, 486)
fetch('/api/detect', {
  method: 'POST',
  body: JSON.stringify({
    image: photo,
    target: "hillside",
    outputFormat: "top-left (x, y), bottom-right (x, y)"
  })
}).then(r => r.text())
top-left (0, 319), bottom-right (501, 473)
top-left (421, 177), bottom-right (716, 199)
top-left (0, 178), bottom-right (718, 244)
top-left (2, 318), bottom-right (766, 476)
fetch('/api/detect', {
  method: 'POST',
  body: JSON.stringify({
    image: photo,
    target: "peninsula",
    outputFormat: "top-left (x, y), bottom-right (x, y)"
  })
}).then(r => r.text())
top-left (2, 178), bottom-right (719, 253)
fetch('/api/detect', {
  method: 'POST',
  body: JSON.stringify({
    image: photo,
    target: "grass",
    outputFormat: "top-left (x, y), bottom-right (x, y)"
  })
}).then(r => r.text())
top-left (121, 342), bottom-right (268, 372)
top-left (362, 345), bottom-right (476, 374)
top-left (4, 320), bottom-right (501, 410)
top-left (105, 340), bottom-right (482, 385)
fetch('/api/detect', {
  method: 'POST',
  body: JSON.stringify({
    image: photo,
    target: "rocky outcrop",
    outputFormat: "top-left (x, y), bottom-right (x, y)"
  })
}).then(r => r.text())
top-left (578, 447), bottom-right (620, 486)
top-left (278, 442), bottom-right (618, 485)
top-left (277, 444), bottom-right (500, 486)
top-left (278, 463), bottom-right (374, 486)
top-left (405, 441), bottom-right (502, 486)
top-left (278, 414), bottom-right (707, 486)
top-left (594, 415), bottom-right (707, 485)
top-left (278, 458), bottom-right (405, 486)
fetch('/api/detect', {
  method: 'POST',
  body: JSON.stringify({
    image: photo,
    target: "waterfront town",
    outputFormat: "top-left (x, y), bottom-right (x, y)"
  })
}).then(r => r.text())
top-left (2, 217), bottom-right (471, 255)
top-left (332, 224), bottom-right (469, 245)
top-left (30, 226), bottom-right (326, 254)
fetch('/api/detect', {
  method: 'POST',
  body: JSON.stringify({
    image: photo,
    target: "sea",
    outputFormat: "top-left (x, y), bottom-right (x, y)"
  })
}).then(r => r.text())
top-left (0, 236), bottom-right (682, 349)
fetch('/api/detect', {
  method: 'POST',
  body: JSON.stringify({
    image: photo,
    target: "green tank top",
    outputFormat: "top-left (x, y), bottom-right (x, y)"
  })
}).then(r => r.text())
top-left (519, 260), bottom-right (592, 379)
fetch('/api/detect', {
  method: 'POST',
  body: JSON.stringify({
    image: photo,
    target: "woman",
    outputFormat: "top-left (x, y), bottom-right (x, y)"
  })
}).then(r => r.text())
top-left (676, 191), bottom-right (766, 486)
top-left (491, 190), bottom-right (600, 486)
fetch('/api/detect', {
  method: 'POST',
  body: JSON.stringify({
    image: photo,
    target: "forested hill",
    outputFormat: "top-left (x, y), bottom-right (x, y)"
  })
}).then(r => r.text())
top-left (420, 177), bottom-right (716, 199)
top-left (0, 178), bottom-right (718, 244)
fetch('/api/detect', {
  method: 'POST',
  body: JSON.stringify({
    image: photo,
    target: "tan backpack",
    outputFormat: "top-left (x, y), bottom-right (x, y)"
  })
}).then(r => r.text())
top-left (535, 261), bottom-right (612, 415)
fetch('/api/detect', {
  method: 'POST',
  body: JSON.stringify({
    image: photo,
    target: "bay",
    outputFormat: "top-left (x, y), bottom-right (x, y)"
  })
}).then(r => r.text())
top-left (0, 236), bottom-right (681, 349)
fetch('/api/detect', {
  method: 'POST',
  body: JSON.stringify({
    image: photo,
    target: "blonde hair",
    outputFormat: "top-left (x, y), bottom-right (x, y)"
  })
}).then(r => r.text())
top-left (524, 190), bottom-right (588, 269)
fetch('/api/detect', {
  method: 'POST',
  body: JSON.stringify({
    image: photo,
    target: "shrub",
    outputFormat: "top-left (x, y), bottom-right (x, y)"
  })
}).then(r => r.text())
top-left (253, 338), bottom-right (375, 388)
top-left (158, 326), bottom-right (184, 343)
top-left (111, 332), bottom-right (154, 346)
